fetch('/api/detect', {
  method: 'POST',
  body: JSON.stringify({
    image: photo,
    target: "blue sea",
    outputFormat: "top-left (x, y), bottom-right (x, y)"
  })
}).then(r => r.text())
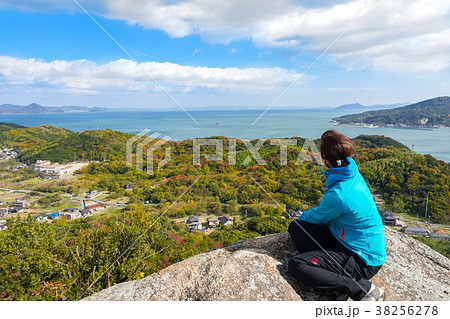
top-left (1, 108), bottom-right (449, 162)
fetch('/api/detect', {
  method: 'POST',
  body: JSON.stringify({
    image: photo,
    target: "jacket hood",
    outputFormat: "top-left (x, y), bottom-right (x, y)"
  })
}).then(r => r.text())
top-left (323, 157), bottom-right (358, 185)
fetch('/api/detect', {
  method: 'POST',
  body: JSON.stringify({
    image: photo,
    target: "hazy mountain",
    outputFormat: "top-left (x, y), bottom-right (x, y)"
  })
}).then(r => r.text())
top-left (45, 105), bottom-right (108, 112)
top-left (0, 103), bottom-right (108, 114)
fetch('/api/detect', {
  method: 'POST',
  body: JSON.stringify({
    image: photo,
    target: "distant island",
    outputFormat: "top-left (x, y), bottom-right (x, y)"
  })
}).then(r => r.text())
top-left (0, 103), bottom-right (108, 114)
top-left (332, 96), bottom-right (450, 128)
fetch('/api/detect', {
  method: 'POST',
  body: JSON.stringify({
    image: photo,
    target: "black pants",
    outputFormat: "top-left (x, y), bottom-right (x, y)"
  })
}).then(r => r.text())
top-left (287, 220), bottom-right (381, 300)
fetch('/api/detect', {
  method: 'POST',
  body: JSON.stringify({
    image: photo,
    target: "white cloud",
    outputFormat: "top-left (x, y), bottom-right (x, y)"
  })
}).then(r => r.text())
top-left (105, 0), bottom-right (450, 73)
top-left (0, 55), bottom-right (304, 93)
top-left (338, 29), bottom-right (450, 73)
top-left (105, 0), bottom-right (294, 41)
top-left (1, 0), bottom-right (449, 73)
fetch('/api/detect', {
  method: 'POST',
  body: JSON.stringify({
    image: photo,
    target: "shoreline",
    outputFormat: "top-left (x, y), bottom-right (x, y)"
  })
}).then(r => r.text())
top-left (333, 122), bottom-right (445, 130)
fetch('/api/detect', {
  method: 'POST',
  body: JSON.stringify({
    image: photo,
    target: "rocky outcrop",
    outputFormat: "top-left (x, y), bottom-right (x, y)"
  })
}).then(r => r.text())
top-left (84, 227), bottom-right (450, 301)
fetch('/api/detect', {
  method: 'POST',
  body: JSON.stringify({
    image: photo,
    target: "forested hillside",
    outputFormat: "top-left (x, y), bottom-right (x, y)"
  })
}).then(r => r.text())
top-left (0, 122), bottom-right (26, 129)
top-left (360, 152), bottom-right (450, 222)
top-left (0, 124), bottom-right (133, 163)
top-left (0, 124), bottom-right (71, 153)
top-left (18, 129), bottom-right (133, 163)
top-left (76, 134), bottom-right (448, 223)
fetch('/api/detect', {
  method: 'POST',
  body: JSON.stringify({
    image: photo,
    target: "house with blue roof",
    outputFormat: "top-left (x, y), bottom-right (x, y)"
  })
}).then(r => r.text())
top-left (47, 211), bottom-right (60, 219)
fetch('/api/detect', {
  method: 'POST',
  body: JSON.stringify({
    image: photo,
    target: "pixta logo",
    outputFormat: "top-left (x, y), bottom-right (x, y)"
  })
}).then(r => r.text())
top-left (193, 138), bottom-right (323, 166)
top-left (127, 130), bottom-right (324, 175)
top-left (126, 129), bottom-right (171, 175)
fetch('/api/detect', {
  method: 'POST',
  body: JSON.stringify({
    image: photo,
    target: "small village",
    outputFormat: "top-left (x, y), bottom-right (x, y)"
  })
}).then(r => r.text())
top-left (0, 155), bottom-right (238, 235)
top-left (0, 147), bottom-right (17, 160)
top-left (372, 195), bottom-right (449, 242)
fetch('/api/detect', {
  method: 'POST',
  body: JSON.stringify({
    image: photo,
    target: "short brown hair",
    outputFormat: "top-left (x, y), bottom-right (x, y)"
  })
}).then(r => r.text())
top-left (320, 130), bottom-right (356, 167)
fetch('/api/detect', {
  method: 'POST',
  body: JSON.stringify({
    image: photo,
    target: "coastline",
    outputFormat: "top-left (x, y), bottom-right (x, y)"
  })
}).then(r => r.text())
top-left (332, 122), bottom-right (444, 130)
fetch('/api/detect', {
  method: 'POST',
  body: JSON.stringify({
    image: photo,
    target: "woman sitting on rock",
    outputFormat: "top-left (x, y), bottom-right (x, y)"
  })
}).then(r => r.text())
top-left (288, 130), bottom-right (386, 301)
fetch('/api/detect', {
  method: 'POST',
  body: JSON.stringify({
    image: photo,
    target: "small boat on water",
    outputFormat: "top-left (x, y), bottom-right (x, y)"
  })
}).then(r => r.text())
top-left (215, 123), bottom-right (222, 126)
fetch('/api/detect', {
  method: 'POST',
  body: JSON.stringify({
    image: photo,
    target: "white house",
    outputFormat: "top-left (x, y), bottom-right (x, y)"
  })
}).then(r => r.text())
top-left (218, 215), bottom-right (233, 226)
top-left (186, 216), bottom-right (202, 232)
top-left (402, 226), bottom-right (428, 237)
top-left (31, 160), bottom-right (76, 178)
top-left (12, 198), bottom-right (29, 211)
top-left (60, 211), bottom-right (82, 220)
top-left (34, 214), bottom-right (49, 222)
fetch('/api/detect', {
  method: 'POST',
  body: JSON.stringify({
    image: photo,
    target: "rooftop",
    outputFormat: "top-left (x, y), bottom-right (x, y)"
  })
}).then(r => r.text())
top-left (403, 226), bottom-right (427, 232)
top-left (87, 204), bottom-right (102, 209)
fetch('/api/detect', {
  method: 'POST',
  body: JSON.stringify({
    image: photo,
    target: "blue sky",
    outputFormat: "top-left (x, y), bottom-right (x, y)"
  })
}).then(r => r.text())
top-left (0, 0), bottom-right (449, 109)
top-left (0, 10), bottom-right (292, 68)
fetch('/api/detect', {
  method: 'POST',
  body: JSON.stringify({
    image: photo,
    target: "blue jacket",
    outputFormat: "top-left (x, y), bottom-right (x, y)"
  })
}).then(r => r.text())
top-left (298, 157), bottom-right (386, 266)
